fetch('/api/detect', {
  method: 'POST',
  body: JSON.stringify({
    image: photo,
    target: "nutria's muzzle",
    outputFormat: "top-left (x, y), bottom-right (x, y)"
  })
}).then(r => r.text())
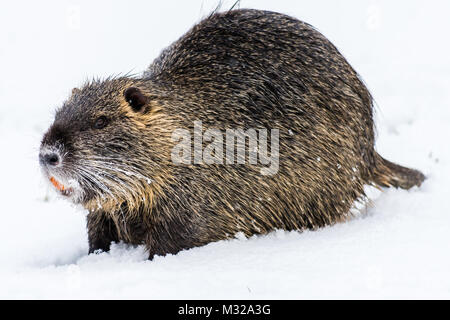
top-left (39, 150), bottom-right (61, 167)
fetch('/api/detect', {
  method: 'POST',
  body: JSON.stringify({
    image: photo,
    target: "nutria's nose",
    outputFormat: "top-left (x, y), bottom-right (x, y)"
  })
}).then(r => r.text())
top-left (39, 152), bottom-right (61, 167)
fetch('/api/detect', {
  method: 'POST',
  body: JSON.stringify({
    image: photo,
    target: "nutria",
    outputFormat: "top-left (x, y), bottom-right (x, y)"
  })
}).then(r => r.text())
top-left (39, 9), bottom-right (425, 259)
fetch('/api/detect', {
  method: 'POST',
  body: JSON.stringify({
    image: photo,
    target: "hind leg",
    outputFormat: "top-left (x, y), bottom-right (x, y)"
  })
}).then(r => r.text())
top-left (372, 153), bottom-right (425, 189)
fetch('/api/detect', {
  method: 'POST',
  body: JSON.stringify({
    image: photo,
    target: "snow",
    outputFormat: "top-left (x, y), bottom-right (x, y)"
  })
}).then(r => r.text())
top-left (0, 0), bottom-right (449, 299)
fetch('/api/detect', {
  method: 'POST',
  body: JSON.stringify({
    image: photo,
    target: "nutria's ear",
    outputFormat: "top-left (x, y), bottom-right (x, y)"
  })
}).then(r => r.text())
top-left (123, 87), bottom-right (148, 112)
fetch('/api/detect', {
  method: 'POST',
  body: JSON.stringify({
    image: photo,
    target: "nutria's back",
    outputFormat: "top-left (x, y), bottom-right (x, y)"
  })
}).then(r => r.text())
top-left (39, 9), bottom-right (425, 259)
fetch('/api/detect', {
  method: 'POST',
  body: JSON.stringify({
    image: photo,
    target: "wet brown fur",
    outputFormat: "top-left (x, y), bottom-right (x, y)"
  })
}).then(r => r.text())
top-left (41, 9), bottom-right (425, 259)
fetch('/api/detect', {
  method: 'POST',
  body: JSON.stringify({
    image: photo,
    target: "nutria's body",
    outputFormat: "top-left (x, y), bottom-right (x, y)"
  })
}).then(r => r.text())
top-left (39, 9), bottom-right (425, 259)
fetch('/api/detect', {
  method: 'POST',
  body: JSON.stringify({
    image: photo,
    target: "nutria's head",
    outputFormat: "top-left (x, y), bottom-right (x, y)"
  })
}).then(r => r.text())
top-left (39, 78), bottom-right (173, 212)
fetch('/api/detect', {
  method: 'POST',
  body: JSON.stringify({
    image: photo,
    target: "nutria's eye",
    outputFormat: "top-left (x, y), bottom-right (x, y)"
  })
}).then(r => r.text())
top-left (94, 116), bottom-right (108, 129)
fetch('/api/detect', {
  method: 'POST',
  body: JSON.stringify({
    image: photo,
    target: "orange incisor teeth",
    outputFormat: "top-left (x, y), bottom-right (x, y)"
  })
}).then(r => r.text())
top-left (50, 177), bottom-right (66, 191)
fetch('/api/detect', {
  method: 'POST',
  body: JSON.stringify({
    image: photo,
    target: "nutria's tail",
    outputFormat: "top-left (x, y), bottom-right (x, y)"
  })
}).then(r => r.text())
top-left (371, 153), bottom-right (426, 190)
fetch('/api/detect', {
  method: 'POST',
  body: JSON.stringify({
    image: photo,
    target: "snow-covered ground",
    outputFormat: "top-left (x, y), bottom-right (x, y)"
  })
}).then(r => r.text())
top-left (0, 0), bottom-right (449, 299)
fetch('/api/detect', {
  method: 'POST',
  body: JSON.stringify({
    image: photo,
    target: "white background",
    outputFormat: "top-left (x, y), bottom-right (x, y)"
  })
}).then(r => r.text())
top-left (0, 0), bottom-right (449, 298)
